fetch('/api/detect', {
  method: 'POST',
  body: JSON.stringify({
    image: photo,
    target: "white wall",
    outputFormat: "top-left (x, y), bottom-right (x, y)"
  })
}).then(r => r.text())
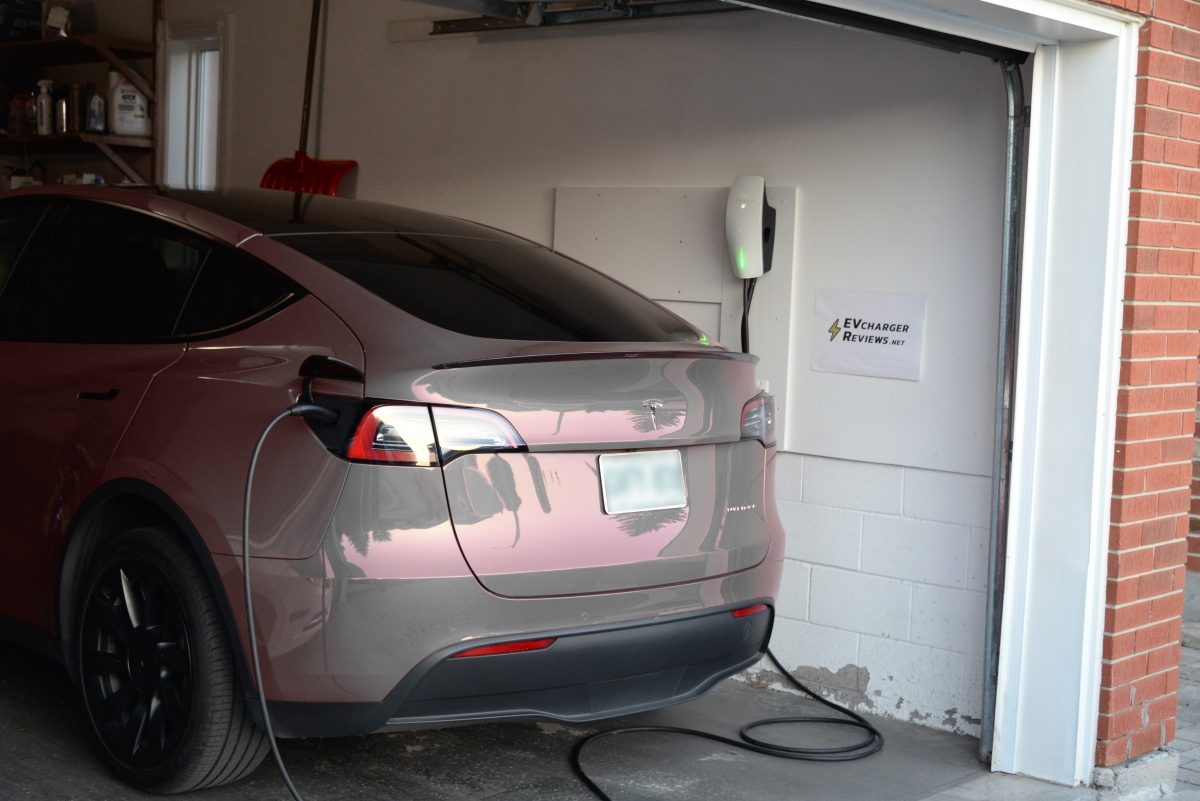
top-left (163, 0), bottom-right (1004, 736)
top-left (770, 452), bottom-right (991, 732)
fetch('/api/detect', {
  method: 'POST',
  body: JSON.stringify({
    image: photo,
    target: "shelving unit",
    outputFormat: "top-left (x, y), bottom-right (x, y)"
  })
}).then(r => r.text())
top-left (0, 34), bottom-right (156, 183)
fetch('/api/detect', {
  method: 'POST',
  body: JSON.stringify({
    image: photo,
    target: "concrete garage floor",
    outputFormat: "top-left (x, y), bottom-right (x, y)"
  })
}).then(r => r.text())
top-left (0, 646), bottom-right (1094, 801)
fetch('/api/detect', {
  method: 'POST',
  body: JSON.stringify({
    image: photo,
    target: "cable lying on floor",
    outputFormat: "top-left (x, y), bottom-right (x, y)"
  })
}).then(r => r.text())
top-left (569, 648), bottom-right (884, 801)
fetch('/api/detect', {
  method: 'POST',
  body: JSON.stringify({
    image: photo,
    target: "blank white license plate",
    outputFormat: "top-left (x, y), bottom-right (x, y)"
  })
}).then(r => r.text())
top-left (598, 450), bottom-right (687, 515)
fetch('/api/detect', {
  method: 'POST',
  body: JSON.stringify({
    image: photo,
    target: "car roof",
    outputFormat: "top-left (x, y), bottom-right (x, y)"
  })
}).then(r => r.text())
top-left (1, 185), bottom-right (517, 243)
top-left (160, 187), bottom-right (514, 240)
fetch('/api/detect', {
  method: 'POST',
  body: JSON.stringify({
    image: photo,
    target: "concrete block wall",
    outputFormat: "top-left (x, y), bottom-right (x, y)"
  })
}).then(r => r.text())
top-left (767, 452), bottom-right (990, 735)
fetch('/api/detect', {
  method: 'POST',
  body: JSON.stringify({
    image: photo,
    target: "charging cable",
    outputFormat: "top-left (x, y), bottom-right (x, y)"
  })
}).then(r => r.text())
top-left (243, 402), bottom-right (335, 801)
top-left (570, 647), bottom-right (884, 800)
top-left (741, 276), bottom-right (758, 353)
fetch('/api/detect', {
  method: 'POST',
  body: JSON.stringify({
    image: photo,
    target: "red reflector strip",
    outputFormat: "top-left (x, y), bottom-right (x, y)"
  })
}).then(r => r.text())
top-left (731, 603), bottom-right (769, 619)
top-left (450, 637), bottom-right (557, 659)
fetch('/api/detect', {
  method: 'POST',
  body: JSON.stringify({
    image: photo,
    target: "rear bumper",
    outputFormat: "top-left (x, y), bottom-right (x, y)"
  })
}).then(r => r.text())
top-left (267, 602), bottom-right (773, 738)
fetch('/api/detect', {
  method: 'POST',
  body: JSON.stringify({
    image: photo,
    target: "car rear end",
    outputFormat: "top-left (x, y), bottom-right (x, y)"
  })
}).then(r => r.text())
top-left (166, 192), bottom-right (786, 736)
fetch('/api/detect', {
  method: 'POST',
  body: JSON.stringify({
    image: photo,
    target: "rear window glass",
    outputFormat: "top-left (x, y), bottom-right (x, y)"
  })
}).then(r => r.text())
top-left (275, 232), bottom-right (697, 343)
top-left (176, 247), bottom-right (297, 337)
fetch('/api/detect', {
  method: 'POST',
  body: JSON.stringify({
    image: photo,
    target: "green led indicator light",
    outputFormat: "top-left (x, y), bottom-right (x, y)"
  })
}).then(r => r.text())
top-left (736, 247), bottom-right (747, 273)
top-left (698, 332), bottom-right (710, 346)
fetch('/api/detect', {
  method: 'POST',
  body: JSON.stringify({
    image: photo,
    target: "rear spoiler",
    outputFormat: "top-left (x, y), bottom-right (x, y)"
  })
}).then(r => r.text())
top-left (433, 349), bottom-right (758, 370)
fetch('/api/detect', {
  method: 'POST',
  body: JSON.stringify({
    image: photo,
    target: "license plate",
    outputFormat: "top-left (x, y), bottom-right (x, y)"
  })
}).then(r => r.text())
top-left (598, 450), bottom-right (687, 515)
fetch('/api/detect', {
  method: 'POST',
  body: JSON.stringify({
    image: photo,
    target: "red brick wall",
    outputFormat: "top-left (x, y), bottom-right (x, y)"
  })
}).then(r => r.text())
top-left (1097, 0), bottom-right (1200, 767)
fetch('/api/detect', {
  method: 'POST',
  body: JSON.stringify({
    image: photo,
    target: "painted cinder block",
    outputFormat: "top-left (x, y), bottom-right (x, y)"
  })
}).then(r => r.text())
top-left (860, 514), bottom-right (970, 588)
top-left (966, 527), bottom-right (989, 591)
top-left (776, 560), bottom-right (811, 621)
top-left (902, 468), bottom-right (991, 527)
top-left (769, 453), bottom-right (995, 735)
top-left (770, 617), bottom-right (861, 692)
top-left (858, 635), bottom-right (967, 710)
top-left (780, 500), bottom-right (862, 569)
top-left (909, 585), bottom-right (988, 656)
top-left (774, 452), bottom-right (804, 502)
top-left (809, 566), bottom-right (911, 639)
top-left (801, 455), bottom-right (903, 514)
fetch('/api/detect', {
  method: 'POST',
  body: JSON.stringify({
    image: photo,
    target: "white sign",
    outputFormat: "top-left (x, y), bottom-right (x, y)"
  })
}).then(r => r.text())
top-left (811, 289), bottom-right (926, 381)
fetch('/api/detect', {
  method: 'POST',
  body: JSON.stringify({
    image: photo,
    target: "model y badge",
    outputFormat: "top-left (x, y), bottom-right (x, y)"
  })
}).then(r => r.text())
top-left (642, 399), bottom-right (665, 430)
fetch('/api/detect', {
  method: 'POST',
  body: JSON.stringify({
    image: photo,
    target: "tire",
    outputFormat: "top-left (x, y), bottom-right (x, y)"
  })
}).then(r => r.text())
top-left (76, 526), bottom-right (269, 793)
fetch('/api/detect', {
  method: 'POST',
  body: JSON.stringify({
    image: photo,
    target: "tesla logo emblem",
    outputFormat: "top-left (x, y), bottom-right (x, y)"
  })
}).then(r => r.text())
top-left (642, 399), bottom-right (664, 429)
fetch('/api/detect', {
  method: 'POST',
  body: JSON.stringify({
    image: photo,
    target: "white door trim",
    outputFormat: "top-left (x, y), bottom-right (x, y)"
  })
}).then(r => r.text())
top-left (779, 0), bottom-right (1139, 785)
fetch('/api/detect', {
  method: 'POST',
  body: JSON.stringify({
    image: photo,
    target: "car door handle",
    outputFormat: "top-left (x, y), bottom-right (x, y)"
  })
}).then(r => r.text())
top-left (78, 389), bottom-right (119, 401)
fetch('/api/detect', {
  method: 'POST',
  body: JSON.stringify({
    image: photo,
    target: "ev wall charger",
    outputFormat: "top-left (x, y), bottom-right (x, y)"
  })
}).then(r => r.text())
top-left (725, 175), bottom-right (777, 279)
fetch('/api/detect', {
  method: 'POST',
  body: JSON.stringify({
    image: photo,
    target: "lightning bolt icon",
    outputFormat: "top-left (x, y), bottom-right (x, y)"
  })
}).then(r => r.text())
top-left (828, 319), bottom-right (841, 342)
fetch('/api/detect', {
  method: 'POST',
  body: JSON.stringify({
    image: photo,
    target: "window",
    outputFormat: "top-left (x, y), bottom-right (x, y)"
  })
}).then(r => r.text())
top-left (163, 21), bottom-right (225, 190)
top-left (7, 203), bottom-right (208, 341)
top-left (0, 200), bottom-right (47, 300)
top-left (175, 247), bottom-right (299, 337)
top-left (279, 232), bottom-right (699, 343)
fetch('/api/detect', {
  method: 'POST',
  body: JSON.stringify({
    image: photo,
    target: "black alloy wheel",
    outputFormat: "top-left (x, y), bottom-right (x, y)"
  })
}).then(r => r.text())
top-left (79, 556), bottom-right (193, 768)
top-left (76, 528), bottom-right (268, 792)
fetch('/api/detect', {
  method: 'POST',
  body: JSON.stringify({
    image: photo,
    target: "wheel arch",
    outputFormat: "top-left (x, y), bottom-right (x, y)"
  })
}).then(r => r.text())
top-left (57, 478), bottom-right (254, 699)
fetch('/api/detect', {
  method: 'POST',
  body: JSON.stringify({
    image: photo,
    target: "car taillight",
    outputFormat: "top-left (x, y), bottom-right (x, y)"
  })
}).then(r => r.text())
top-left (431, 406), bottom-right (525, 462)
top-left (346, 404), bottom-right (525, 465)
top-left (346, 405), bottom-right (438, 465)
top-left (740, 393), bottom-right (776, 447)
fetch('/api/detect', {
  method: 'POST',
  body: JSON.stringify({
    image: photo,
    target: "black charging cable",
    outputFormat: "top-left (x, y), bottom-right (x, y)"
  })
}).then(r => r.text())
top-left (570, 647), bottom-right (883, 800)
top-left (741, 276), bottom-right (758, 353)
top-left (243, 402), bottom-right (336, 801)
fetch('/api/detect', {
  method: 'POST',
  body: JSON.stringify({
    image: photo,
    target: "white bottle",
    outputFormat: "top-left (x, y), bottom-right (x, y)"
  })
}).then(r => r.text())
top-left (35, 80), bottom-right (53, 136)
top-left (107, 70), bottom-right (150, 137)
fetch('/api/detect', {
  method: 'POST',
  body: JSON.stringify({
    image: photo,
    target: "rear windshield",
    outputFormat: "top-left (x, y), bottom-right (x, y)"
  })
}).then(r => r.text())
top-left (276, 232), bottom-right (699, 343)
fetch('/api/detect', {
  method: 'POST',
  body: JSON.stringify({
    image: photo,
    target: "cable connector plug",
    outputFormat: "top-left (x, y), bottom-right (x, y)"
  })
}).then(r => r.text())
top-left (289, 403), bottom-right (338, 425)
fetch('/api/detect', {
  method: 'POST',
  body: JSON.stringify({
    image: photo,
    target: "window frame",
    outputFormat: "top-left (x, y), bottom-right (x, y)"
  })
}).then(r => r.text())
top-left (0, 199), bottom-right (304, 345)
top-left (0, 198), bottom-right (53, 312)
top-left (160, 17), bottom-right (231, 190)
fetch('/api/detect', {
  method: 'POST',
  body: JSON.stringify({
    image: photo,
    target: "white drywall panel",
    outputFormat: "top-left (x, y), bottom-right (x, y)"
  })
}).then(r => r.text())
top-left (554, 188), bottom-right (729, 310)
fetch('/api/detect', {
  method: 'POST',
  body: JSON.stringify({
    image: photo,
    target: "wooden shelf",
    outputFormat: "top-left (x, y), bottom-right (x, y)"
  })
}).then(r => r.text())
top-left (0, 35), bottom-right (154, 68)
top-left (0, 133), bottom-right (152, 156)
top-left (0, 35), bottom-right (157, 183)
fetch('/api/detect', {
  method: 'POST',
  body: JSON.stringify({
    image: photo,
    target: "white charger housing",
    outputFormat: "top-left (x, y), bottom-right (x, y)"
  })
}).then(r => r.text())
top-left (725, 175), bottom-right (776, 279)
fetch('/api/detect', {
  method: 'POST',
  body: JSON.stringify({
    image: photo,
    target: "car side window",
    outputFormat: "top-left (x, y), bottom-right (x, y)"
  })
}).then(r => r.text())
top-left (8, 202), bottom-right (209, 342)
top-left (174, 246), bottom-right (299, 338)
top-left (0, 200), bottom-right (49, 303)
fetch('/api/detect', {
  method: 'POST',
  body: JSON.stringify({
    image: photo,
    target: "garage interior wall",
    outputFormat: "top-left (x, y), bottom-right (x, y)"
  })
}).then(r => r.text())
top-left (118, 0), bottom-right (1005, 735)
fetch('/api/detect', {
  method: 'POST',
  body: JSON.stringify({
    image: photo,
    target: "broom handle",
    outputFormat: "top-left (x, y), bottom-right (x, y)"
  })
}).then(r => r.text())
top-left (298, 0), bottom-right (321, 157)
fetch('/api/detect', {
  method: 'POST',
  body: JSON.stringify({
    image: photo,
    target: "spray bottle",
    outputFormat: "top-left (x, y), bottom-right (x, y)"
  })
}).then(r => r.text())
top-left (35, 80), bottom-right (53, 136)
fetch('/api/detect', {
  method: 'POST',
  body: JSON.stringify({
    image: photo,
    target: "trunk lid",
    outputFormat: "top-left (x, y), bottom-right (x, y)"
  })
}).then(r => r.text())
top-left (432, 352), bottom-right (772, 597)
